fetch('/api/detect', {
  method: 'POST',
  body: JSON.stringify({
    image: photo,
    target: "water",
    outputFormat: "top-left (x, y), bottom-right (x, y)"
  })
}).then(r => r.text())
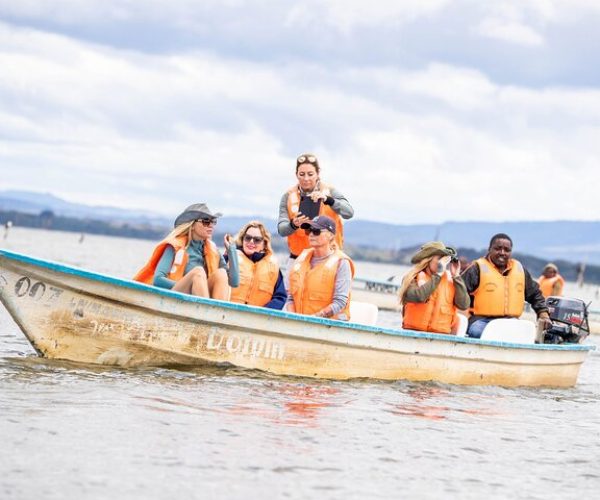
top-left (1, 228), bottom-right (600, 499)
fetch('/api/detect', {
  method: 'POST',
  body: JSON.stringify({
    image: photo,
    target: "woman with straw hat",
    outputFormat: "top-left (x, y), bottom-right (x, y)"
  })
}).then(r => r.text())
top-left (398, 242), bottom-right (470, 334)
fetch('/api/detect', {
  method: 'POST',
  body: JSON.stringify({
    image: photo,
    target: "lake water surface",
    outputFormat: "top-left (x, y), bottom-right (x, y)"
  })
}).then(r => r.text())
top-left (1, 228), bottom-right (599, 499)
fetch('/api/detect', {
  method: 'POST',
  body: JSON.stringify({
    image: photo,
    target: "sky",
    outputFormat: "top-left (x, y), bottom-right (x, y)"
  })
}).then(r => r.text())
top-left (1, 0), bottom-right (599, 224)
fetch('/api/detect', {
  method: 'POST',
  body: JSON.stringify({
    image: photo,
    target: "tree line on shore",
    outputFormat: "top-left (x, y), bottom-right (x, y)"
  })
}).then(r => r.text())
top-left (2, 209), bottom-right (599, 285)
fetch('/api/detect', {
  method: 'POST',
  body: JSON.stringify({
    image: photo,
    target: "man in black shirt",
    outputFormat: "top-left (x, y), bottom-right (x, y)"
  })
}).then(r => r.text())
top-left (462, 233), bottom-right (551, 338)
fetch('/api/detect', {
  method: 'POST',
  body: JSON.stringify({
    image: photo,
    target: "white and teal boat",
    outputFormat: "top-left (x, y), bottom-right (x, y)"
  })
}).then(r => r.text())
top-left (0, 249), bottom-right (593, 387)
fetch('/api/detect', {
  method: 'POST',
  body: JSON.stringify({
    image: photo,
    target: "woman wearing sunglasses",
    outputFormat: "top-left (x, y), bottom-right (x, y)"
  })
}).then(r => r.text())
top-left (227, 221), bottom-right (286, 309)
top-left (398, 242), bottom-right (470, 334)
top-left (134, 203), bottom-right (238, 300)
top-left (278, 153), bottom-right (354, 284)
top-left (286, 215), bottom-right (355, 321)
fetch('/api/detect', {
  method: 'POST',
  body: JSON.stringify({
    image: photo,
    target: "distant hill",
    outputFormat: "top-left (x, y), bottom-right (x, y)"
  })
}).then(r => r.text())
top-left (343, 220), bottom-right (600, 265)
top-left (2, 189), bottom-right (599, 265)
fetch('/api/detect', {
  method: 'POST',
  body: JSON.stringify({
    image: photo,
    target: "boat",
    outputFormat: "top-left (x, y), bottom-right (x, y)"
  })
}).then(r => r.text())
top-left (0, 249), bottom-right (594, 387)
top-left (352, 276), bottom-right (400, 310)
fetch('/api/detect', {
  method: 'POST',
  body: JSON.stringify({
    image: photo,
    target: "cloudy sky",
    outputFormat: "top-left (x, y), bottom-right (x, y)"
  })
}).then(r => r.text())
top-left (1, 0), bottom-right (599, 224)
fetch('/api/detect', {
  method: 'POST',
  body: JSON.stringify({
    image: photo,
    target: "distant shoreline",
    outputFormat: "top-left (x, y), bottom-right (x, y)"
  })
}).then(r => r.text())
top-left (2, 209), bottom-right (600, 284)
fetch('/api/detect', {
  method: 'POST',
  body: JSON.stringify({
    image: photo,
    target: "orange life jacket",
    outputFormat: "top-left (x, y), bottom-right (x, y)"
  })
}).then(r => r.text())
top-left (134, 235), bottom-right (220, 285)
top-left (471, 257), bottom-right (525, 317)
top-left (230, 250), bottom-right (280, 306)
top-left (402, 271), bottom-right (457, 334)
top-left (286, 183), bottom-right (344, 256)
top-left (537, 274), bottom-right (565, 298)
top-left (288, 248), bottom-right (355, 320)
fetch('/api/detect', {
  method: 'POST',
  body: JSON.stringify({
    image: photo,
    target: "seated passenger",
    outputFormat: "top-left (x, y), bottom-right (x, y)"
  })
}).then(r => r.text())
top-left (285, 215), bottom-right (355, 321)
top-left (462, 233), bottom-right (551, 338)
top-left (537, 263), bottom-right (565, 298)
top-left (398, 242), bottom-right (470, 334)
top-left (134, 203), bottom-right (238, 299)
top-left (228, 221), bottom-right (286, 309)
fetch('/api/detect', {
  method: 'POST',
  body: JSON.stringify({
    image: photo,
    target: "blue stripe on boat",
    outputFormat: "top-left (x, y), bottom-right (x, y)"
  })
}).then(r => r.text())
top-left (0, 249), bottom-right (594, 352)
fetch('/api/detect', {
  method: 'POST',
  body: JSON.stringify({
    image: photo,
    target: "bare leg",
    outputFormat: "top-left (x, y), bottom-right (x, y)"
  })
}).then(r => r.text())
top-left (172, 267), bottom-right (209, 297)
top-left (208, 268), bottom-right (230, 300)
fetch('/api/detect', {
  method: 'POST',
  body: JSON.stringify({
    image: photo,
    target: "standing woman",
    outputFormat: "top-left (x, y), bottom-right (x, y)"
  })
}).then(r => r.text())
top-left (134, 203), bottom-right (238, 299)
top-left (229, 221), bottom-right (286, 309)
top-left (398, 242), bottom-right (470, 334)
top-left (286, 215), bottom-right (355, 321)
top-left (278, 153), bottom-right (354, 279)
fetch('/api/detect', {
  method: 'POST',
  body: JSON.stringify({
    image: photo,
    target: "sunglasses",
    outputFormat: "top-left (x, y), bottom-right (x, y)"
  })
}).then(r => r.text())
top-left (297, 155), bottom-right (317, 165)
top-left (304, 228), bottom-right (322, 236)
top-left (243, 234), bottom-right (264, 244)
top-left (196, 218), bottom-right (217, 227)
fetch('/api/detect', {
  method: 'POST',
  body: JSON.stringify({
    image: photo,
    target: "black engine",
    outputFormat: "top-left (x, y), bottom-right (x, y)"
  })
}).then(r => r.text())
top-left (543, 296), bottom-right (590, 344)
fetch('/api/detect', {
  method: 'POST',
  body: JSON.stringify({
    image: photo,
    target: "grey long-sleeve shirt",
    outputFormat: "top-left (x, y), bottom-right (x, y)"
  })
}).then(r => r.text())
top-left (277, 185), bottom-right (354, 238)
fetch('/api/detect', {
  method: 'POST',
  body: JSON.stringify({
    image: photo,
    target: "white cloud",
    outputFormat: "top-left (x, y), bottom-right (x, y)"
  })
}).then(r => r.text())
top-left (476, 17), bottom-right (545, 46)
top-left (0, 15), bottom-right (599, 225)
top-left (285, 0), bottom-right (450, 33)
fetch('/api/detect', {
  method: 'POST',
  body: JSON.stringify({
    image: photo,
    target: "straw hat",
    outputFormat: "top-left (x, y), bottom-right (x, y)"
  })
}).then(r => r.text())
top-left (410, 241), bottom-right (456, 264)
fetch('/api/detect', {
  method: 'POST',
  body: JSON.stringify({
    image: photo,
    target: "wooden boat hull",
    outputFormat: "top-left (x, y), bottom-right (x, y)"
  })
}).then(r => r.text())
top-left (0, 250), bottom-right (593, 387)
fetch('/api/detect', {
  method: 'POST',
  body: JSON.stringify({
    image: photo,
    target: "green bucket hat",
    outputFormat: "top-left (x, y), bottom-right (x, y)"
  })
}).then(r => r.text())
top-left (411, 241), bottom-right (456, 264)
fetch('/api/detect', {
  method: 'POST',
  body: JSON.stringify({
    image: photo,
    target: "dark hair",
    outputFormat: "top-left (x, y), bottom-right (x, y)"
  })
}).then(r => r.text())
top-left (489, 233), bottom-right (513, 249)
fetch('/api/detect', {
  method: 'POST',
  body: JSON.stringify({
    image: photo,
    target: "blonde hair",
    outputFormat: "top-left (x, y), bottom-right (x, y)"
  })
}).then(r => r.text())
top-left (163, 221), bottom-right (195, 249)
top-left (398, 256), bottom-right (436, 305)
top-left (234, 221), bottom-right (274, 255)
top-left (327, 232), bottom-right (337, 252)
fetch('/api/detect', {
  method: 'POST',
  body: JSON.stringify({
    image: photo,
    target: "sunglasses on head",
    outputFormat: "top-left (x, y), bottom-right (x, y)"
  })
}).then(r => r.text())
top-left (297, 155), bottom-right (317, 165)
top-left (196, 218), bottom-right (217, 227)
top-left (304, 228), bottom-right (322, 236)
top-left (243, 234), bottom-right (264, 244)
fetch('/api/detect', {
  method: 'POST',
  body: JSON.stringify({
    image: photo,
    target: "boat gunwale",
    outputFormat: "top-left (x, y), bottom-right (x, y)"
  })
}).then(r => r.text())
top-left (0, 249), bottom-right (594, 353)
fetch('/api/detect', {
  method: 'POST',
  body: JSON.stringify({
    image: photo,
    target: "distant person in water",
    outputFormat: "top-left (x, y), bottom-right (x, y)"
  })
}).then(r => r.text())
top-left (228, 221), bottom-right (286, 309)
top-left (134, 203), bottom-right (238, 299)
top-left (285, 215), bottom-right (355, 321)
top-left (3, 220), bottom-right (12, 240)
top-left (398, 242), bottom-right (470, 334)
top-left (537, 263), bottom-right (565, 298)
top-left (576, 262), bottom-right (586, 288)
top-left (462, 233), bottom-right (551, 338)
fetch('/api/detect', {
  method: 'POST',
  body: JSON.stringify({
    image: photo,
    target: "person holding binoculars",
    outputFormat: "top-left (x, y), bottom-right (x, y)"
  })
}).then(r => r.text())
top-left (398, 241), bottom-right (469, 334)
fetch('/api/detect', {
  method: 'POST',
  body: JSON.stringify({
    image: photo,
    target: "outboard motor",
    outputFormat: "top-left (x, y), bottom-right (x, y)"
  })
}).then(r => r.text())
top-left (543, 296), bottom-right (590, 344)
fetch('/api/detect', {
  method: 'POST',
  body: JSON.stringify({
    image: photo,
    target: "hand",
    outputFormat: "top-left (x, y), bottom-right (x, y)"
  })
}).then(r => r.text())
top-left (449, 259), bottom-right (461, 277)
top-left (538, 313), bottom-right (552, 331)
top-left (436, 256), bottom-right (451, 275)
top-left (292, 213), bottom-right (311, 228)
top-left (309, 191), bottom-right (327, 203)
top-left (223, 234), bottom-right (233, 250)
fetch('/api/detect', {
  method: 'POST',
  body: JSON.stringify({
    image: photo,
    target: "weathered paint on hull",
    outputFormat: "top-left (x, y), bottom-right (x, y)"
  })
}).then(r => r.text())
top-left (0, 250), bottom-right (593, 387)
